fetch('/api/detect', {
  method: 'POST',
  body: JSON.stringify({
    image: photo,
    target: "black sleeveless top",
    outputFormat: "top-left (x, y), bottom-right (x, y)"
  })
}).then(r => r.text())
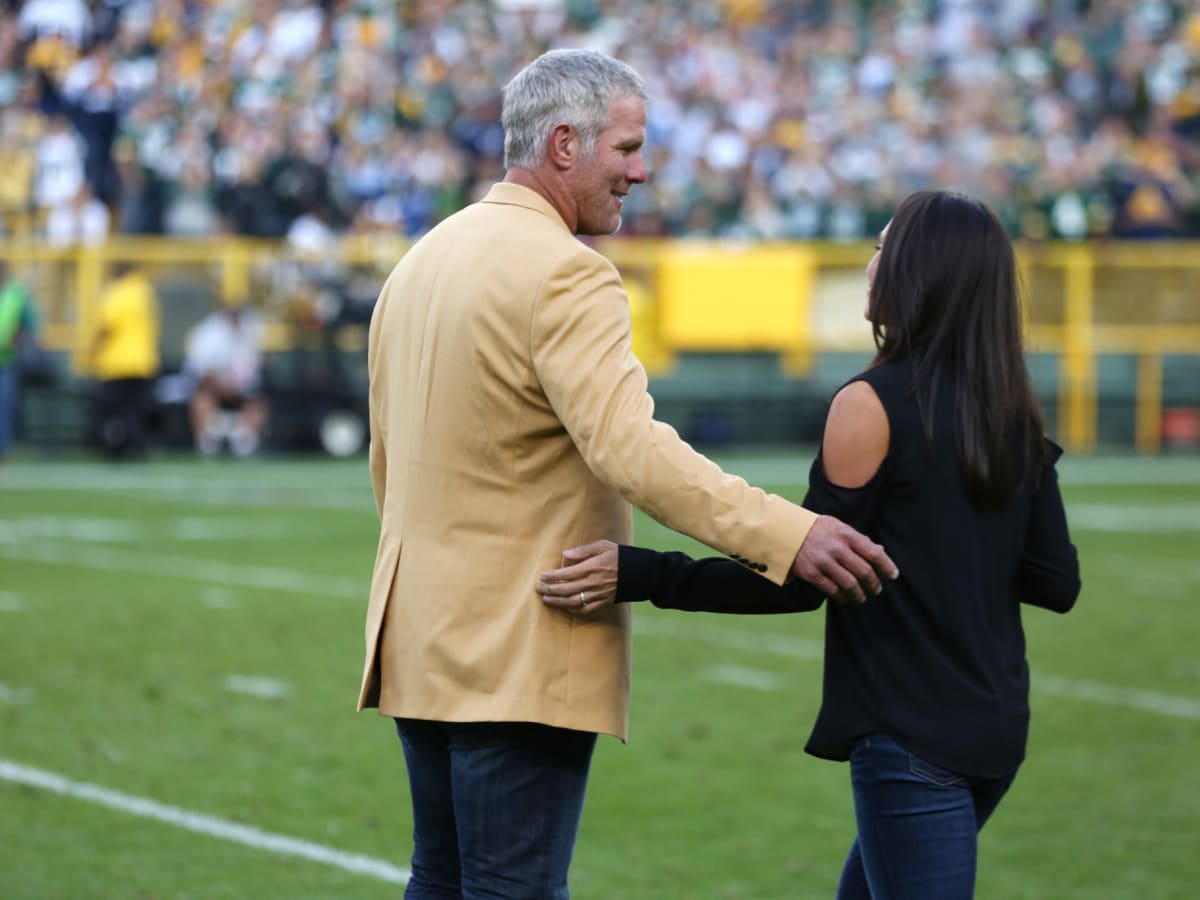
top-left (617, 357), bottom-right (1080, 778)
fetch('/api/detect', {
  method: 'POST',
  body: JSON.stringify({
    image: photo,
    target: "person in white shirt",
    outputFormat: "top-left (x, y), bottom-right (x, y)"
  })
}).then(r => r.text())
top-left (45, 182), bottom-right (110, 247)
top-left (183, 300), bottom-right (268, 457)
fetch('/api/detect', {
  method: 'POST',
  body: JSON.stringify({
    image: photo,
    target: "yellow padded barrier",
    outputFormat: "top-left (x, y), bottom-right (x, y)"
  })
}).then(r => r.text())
top-left (3, 236), bottom-right (1200, 454)
top-left (654, 242), bottom-right (816, 374)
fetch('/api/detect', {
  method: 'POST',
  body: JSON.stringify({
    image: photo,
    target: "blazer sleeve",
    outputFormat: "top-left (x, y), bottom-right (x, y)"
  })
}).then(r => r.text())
top-left (1016, 439), bottom-right (1081, 613)
top-left (530, 249), bottom-right (816, 586)
top-left (616, 545), bottom-right (825, 613)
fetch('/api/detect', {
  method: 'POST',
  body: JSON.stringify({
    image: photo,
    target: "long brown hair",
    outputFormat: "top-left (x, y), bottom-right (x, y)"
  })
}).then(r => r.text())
top-left (868, 191), bottom-right (1045, 508)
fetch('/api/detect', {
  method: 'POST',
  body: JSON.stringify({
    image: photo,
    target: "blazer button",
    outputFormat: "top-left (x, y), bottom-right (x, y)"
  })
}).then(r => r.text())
top-left (756, 563), bottom-right (768, 572)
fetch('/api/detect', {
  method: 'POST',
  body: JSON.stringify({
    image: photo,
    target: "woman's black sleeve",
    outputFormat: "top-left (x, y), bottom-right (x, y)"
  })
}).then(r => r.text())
top-left (1017, 439), bottom-right (1081, 613)
top-left (616, 545), bottom-right (824, 614)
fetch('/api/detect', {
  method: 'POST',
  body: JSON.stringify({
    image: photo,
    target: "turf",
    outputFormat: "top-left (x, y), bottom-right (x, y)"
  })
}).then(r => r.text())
top-left (1, 453), bottom-right (1198, 899)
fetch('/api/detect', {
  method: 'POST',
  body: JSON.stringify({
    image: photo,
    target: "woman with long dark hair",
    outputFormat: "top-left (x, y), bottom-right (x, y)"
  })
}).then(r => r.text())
top-left (536, 191), bottom-right (1081, 899)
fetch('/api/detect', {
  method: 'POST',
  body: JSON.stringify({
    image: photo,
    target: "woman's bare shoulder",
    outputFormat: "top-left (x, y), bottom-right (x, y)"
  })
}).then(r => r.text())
top-left (821, 379), bottom-right (889, 488)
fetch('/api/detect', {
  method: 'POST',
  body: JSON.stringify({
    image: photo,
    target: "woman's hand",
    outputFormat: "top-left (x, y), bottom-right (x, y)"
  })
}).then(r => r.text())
top-left (537, 540), bottom-right (619, 615)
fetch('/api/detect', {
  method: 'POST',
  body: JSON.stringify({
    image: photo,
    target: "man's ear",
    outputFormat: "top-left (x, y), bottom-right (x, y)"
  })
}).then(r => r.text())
top-left (547, 122), bottom-right (577, 170)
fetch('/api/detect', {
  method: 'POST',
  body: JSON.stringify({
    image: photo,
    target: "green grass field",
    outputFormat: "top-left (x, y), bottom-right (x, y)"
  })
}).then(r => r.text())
top-left (1, 452), bottom-right (1198, 899)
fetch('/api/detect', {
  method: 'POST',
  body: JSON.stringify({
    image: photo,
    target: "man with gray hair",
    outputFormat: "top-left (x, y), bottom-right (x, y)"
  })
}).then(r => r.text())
top-left (362, 48), bottom-right (897, 898)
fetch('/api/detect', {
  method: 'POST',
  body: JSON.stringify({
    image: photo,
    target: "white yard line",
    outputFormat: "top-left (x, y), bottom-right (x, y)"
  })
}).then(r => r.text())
top-left (4, 455), bottom-right (1197, 497)
top-left (0, 514), bottom-right (338, 545)
top-left (4, 538), bottom-right (1195, 722)
top-left (1056, 457), bottom-right (1200, 486)
top-left (636, 616), bottom-right (824, 660)
top-left (0, 465), bottom-right (374, 506)
top-left (201, 587), bottom-right (240, 609)
top-left (0, 516), bottom-right (141, 544)
top-left (1082, 554), bottom-right (1200, 592)
top-left (703, 664), bottom-right (782, 691)
top-left (0, 683), bottom-right (33, 704)
top-left (223, 675), bottom-right (294, 700)
top-left (1034, 675), bottom-right (1200, 720)
top-left (0, 760), bottom-right (409, 885)
top-left (0, 542), bottom-right (363, 600)
top-left (1068, 503), bottom-right (1200, 532)
top-left (637, 616), bottom-right (1200, 721)
top-left (0, 462), bottom-right (370, 489)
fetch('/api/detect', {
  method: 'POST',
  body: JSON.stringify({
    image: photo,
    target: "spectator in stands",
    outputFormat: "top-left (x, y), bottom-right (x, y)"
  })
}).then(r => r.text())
top-left (285, 199), bottom-right (336, 257)
top-left (216, 150), bottom-right (284, 238)
top-left (112, 135), bottom-right (164, 234)
top-left (6, 0), bottom-right (1200, 240)
top-left (1108, 132), bottom-right (1195, 238)
top-left (0, 262), bottom-right (38, 462)
top-left (86, 261), bottom-right (160, 460)
top-left (32, 112), bottom-right (86, 213)
top-left (363, 48), bottom-right (898, 900)
top-left (539, 191), bottom-right (1081, 899)
top-left (0, 102), bottom-right (39, 238)
top-left (16, 0), bottom-right (91, 51)
top-left (44, 180), bottom-right (110, 246)
top-left (183, 298), bottom-right (268, 457)
top-left (59, 35), bottom-right (126, 206)
top-left (163, 159), bottom-right (221, 237)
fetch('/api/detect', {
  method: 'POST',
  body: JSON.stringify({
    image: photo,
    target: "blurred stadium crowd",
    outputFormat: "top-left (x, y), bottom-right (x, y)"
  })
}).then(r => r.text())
top-left (2, 0), bottom-right (1199, 247)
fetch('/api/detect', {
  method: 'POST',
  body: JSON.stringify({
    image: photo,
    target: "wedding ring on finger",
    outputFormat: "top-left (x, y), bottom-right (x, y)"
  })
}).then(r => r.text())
top-left (579, 591), bottom-right (587, 608)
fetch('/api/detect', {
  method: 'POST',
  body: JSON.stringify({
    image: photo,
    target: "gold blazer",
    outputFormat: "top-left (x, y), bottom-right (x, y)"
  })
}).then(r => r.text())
top-left (361, 183), bottom-right (816, 739)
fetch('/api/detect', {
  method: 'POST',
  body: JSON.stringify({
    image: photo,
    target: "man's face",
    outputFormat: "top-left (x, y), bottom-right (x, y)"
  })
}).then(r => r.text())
top-left (571, 94), bottom-right (648, 236)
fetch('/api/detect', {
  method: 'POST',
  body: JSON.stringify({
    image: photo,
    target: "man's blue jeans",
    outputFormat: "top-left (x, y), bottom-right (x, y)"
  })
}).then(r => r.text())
top-left (836, 733), bottom-right (1017, 900)
top-left (395, 718), bottom-right (597, 899)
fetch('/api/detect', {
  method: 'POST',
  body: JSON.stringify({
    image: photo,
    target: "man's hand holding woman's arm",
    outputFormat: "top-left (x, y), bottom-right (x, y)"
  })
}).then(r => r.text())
top-left (537, 522), bottom-right (896, 615)
top-left (538, 379), bottom-right (900, 614)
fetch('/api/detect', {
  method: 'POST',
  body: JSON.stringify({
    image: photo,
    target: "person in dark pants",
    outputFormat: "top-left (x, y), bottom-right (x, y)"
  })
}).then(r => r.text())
top-left (539, 191), bottom-right (1081, 899)
top-left (86, 262), bottom-right (160, 460)
top-left (363, 49), bottom-right (897, 900)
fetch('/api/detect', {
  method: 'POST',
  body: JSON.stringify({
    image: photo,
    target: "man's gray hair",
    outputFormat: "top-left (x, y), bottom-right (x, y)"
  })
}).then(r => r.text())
top-left (502, 49), bottom-right (646, 170)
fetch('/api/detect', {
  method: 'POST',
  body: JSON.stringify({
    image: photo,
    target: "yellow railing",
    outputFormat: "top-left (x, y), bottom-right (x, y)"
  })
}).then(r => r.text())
top-left (1016, 243), bottom-right (1200, 454)
top-left (3, 237), bottom-right (1199, 454)
top-left (603, 239), bottom-right (1200, 455)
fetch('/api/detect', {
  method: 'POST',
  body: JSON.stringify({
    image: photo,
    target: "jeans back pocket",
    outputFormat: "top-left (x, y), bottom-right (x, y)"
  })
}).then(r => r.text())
top-left (908, 752), bottom-right (968, 788)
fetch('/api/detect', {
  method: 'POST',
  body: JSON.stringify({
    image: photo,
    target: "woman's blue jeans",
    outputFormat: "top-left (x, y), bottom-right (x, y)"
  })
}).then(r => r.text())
top-left (836, 733), bottom-right (1017, 900)
top-left (395, 718), bottom-right (596, 900)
